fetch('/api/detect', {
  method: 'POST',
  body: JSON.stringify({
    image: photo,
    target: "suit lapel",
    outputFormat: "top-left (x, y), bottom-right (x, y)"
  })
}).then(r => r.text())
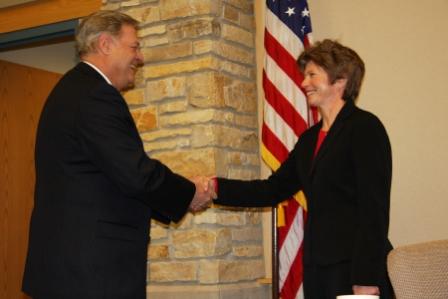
top-left (309, 101), bottom-right (357, 179)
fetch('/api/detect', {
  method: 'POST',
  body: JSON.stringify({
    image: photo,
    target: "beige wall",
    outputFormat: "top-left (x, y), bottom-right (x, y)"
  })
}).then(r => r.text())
top-left (257, 0), bottom-right (448, 250)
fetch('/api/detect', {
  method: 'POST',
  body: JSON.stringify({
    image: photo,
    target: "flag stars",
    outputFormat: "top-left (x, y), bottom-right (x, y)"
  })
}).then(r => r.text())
top-left (302, 7), bottom-right (310, 17)
top-left (285, 7), bottom-right (296, 17)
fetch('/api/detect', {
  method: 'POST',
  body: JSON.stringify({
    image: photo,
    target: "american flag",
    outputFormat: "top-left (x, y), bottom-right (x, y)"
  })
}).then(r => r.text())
top-left (261, 1), bottom-right (314, 298)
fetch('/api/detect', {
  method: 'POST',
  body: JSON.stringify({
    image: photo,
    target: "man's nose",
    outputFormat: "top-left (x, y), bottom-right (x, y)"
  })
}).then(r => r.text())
top-left (136, 49), bottom-right (144, 65)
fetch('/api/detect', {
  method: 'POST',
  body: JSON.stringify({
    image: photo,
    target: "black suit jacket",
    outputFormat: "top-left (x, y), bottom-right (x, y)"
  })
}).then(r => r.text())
top-left (215, 100), bottom-right (392, 286)
top-left (23, 63), bottom-right (195, 299)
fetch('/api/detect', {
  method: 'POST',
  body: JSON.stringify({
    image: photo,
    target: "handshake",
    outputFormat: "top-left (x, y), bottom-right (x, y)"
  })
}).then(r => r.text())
top-left (188, 177), bottom-right (217, 213)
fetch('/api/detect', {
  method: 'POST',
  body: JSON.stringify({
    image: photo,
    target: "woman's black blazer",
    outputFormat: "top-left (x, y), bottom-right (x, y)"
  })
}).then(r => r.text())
top-left (215, 100), bottom-right (393, 286)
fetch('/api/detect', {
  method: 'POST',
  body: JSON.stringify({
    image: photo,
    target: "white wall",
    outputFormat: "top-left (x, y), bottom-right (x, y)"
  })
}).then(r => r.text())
top-left (257, 0), bottom-right (448, 252)
top-left (0, 41), bottom-right (76, 74)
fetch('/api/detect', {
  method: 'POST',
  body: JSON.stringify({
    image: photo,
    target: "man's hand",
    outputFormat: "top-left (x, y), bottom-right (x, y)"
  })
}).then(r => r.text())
top-left (189, 176), bottom-right (215, 213)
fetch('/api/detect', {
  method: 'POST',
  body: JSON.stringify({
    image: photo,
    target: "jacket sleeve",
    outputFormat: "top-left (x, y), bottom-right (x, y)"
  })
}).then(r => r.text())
top-left (77, 83), bottom-right (195, 223)
top-left (215, 140), bottom-right (304, 207)
top-left (350, 114), bottom-right (392, 285)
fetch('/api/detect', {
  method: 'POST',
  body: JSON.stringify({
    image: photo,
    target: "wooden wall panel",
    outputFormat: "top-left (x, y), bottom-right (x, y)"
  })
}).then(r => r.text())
top-left (0, 0), bottom-right (101, 34)
top-left (0, 60), bottom-right (61, 299)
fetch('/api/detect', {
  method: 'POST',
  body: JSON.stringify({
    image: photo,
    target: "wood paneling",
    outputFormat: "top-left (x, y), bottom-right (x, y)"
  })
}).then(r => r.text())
top-left (0, 0), bottom-right (101, 34)
top-left (0, 60), bottom-right (61, 299)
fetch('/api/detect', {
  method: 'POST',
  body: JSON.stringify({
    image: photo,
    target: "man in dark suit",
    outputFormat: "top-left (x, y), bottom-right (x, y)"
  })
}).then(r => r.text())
top-left (22, 11), bottom-right (212, 299)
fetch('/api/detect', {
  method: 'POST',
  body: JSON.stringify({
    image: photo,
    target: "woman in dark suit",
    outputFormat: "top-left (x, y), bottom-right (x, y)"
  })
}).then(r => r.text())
top-left (212, 40), bottom-right (393, 298)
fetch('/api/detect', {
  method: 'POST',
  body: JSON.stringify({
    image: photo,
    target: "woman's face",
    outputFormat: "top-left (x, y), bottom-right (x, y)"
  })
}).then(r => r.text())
top-left (301, 61), bottom-right (341, 108)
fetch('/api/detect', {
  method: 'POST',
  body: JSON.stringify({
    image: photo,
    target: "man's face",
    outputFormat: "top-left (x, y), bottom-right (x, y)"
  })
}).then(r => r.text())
top-left (108, 24), bottom-right (143, 91)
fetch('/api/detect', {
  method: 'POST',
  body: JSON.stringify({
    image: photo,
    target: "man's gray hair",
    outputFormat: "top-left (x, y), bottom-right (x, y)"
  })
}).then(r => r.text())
top-left (75, 10), bottom-right (139, 57)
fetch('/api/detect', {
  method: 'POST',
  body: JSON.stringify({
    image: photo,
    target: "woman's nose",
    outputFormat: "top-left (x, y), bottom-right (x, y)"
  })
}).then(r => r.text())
top-left (301, 77), bottom-right (309, 88)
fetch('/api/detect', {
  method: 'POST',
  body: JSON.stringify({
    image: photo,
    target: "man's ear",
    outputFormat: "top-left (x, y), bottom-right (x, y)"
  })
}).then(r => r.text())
top-left (97, 33), bottom-right (114, 55)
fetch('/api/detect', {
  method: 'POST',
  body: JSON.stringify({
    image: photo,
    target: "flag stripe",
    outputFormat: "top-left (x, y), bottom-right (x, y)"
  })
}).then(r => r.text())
top-left (261, 123), bottom-right (290, 163)
top-left (264, 103), bottom-right (297, 152)
top-left (284, 210), bottom-right (307, 299)
top-left (279, 205), bottom-right (304, 290)
top-left (264, 55), bottom-right (309, 124)
top-left (264, 29), bottom-right (304, 87)
top-left (265, 8), bottom-right (304, 58)
top-left (278, 197), bottom-right (299, 248)
top-left (282, 243), bottom-right (305, 299)
top-left (263, 71), bottom-right (308, 138)
top-left (262, 1), bottom-right (313, 298)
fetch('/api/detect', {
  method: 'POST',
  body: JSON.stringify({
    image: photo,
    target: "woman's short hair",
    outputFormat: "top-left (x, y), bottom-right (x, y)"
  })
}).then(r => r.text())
top-left (76, 10), bottom-right (139, 58)
top-left (297, 39), bottom-right (365, 102)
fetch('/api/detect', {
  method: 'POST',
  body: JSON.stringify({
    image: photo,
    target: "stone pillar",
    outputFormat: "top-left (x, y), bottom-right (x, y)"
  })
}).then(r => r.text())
top-left (102, 0), bottom-right (269, 298)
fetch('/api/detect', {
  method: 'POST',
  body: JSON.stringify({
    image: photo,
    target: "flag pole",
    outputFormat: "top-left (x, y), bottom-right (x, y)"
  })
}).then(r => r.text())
top-left (272, 206), bottom-right (279, 299)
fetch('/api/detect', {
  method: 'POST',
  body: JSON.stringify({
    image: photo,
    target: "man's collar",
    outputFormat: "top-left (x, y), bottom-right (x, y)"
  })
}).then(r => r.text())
top-left (82, 61), bottom-right (112, 85)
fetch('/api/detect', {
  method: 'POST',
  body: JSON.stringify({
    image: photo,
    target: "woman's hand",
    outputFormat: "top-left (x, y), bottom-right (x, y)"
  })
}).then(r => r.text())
top-left (352, 285), bottom-right (380, 295)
